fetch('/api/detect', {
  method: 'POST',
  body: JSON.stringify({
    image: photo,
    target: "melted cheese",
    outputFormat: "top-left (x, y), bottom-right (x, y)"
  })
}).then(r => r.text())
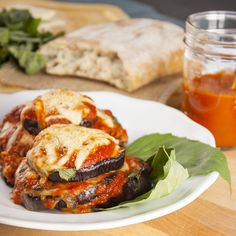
top-left (27, 124), bottom-right (120, 177)
top-left (6, 123), bottom-right (22, 151)
top-left (22, 90), bottom-right (96, 128)
top-left (0, 122), bottom-right (13, 138)
top-left (0, 121), bottom-right (23, 151)
top-left (97, 110), bottom-right (114, 128)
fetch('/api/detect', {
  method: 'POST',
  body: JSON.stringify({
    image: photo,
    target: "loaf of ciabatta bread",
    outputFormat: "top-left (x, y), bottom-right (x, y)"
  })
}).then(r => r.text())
top-left (40, 18), bottom-right (184, 91)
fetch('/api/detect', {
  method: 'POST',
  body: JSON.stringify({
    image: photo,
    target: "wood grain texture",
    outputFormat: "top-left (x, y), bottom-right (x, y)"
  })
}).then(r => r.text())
top-left (0, 0), bottom-right (235, 235)
top-left (0, 63), bottom-right (182, 103)
top-left (0, 0), bottom-right (129, 32)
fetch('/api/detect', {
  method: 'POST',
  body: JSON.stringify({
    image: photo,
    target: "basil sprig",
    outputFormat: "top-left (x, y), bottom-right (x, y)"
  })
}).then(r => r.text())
top-left (0, 9), bottom-right (64, 74)
top-left (59, 168), bottom-right (76, 181)
top-left (127, 133), bottom-right (231, 186)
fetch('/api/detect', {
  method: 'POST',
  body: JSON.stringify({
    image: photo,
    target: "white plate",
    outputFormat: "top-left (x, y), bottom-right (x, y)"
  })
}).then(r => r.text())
top-left (0, 90), bottom-right (218, 231)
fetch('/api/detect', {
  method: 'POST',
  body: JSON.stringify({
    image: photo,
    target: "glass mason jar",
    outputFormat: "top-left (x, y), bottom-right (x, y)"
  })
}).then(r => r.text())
top-left (182, 11), bottom-right (236, 147)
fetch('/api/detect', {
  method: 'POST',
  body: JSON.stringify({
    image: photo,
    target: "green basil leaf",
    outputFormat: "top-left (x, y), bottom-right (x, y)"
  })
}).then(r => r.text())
top-left (18, 51), bottom-right (46, 75)
top-left (39, 31), bottom-right (65, 44)
top-left (8, 45), bottom-right (19, 58)
top-left (150, 148), bottom-right (188, 198)
top-left (8, 45), bottom-right (46, 74)
top-left (24, 18), bottom-right (41, 35)
top-left (0, 28), bottom-right (9, 45)
top-left (0, 8), bottom-right (64, 74)
top-left (105, 146), bottom-right (188, 209)
top-left (127, 133), bottom-right (231, 187)
top-left (10, 31), bottom-right (42, 44)
top-left (58, 168), bottom-right (76, 181)
top-left (0, 47), bottom-right (9, 64)
top-left (0, 9), bottom-right (32, 30)
top-left (150, 146), bottom-right (172, 180)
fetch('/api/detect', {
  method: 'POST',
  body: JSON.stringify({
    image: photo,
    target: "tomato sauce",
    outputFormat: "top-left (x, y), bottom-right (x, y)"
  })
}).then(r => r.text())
top-left (182, 71), bottom-right (236, 147)
top-left (81, 142), bottom-right (117, 168)
top-left (93, 109), bottom-right (128, 144)
top-left (83, 102), bottom-right (97, 121)
top-left (2, 105), bottom-right (24, 124)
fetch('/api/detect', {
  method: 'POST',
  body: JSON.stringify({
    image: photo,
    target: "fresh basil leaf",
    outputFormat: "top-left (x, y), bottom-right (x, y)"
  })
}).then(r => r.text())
top-left (18, 50), bottom-right (46, 75)
top-left (0, 9), bottom-right (32, 29)
top-left (24, 18), bottom-right (41, 35)
top-left (9, 45), bottom-right (46, 74)
top-left (150, 148), bottom-right (188, 198)
top-left (10, 31), bottom-right (42, 44)
top-left (127, 133), bottom-right (231, 186)
top-left (150, 146), bottom-right (171, 180)
top-left (39, 31), bottom-right (65, 44)
top-left (0, 8), bottom-right (64, 74)
top-left (0, 47), bottom-right (9, 64)
top-left (59, 168), bottom-right (76, 181)
top-left (0, 28), bottom-right (9, 45)
top-left (8, 45), bottom-right (19, 58)
top-left (105, 146), bottom-right (188, 209)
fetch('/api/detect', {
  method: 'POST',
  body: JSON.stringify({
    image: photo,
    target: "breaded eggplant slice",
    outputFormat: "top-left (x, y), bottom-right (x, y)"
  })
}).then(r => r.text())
top-left (13, 157), bottom-right (151, 213)
top-left (0, 105), bottom-right (34, 186)
top-left (93, 109), bottom-right (128, 146)
top-left (27, 124), bottom-right (125, 182)
top-left (21, 89), bottom-right (97, 135)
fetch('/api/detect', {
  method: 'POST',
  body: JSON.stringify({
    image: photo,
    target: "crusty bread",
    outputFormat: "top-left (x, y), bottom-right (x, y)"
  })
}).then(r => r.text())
top-left (40, 18), bottom-right (184, 91)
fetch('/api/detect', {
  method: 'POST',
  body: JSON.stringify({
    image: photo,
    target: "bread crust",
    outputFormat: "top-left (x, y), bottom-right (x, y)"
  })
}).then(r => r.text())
top-left (40, 18), bottom-right (184, 91)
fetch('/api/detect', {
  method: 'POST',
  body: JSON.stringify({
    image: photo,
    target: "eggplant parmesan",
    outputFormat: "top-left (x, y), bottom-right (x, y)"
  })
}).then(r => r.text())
top-left (0, 92), bottom-right (151, 213)
top-left (21, 90), bottom-right (97, 135)
top-left (0, 105), bottom-right (34, 186)
top-left (0, 90), bottom-right (128, 187)
top-left (27, 124), bottom-right (125, 181)
top-left (13, 156), bottom-right (151, 213)
top-left (20, 90), bottom-right (128, 144)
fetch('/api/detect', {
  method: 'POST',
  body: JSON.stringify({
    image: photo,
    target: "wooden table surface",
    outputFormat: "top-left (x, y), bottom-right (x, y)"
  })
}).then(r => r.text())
top-left (0, 1), bottom-right (235, 235)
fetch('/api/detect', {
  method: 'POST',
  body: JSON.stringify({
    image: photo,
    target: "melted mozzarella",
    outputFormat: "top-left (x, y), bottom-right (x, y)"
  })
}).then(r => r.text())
top-left (27, 124), bottom-right (120, 176)
top-left (0, 121), bottom-right (23, 151)
top-left (75, 138), bottom-right (110, 169)
top-left (22, 90), bottom-right (96, 127)
top-left (6, 123), bottom-right (22, 151)
top-left (97, 110), bottom-right (114, 127)
top-left (0, 122), bottom-right (13, 138)
top-left (51, 107), bottom-right (83, 125)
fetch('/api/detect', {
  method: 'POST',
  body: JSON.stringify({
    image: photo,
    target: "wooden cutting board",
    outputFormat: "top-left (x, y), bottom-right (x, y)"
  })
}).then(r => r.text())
top-left (0, 0), bottom-right (130, 93)
top-left (0, 0), bottom-right (129, 29)
top-left (0, 0), bottom-right (181, 104)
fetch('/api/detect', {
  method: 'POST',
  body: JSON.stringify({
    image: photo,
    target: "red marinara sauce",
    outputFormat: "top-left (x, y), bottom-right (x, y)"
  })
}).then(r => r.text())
top-left (182, 71), bottom-right (236, 147)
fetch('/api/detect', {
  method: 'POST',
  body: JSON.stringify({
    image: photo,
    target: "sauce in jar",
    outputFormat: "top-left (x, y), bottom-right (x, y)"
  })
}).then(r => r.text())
top-left (182, 71), bottom-right (236, 147)
top-left (183, 11), bottom-right (236, 147)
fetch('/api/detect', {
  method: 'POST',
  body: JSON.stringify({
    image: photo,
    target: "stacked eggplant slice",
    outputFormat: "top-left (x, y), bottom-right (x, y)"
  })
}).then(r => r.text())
top-left (0, 90), bottom-right (151, 213)
top-left (0, 90), bottom-right (128, 186)
top-left (0, 105), bottom-right (34, 186)
top-left (20, 90), bottom-right (128, 144)
top-left (13, 124), bottom-right (151, 212)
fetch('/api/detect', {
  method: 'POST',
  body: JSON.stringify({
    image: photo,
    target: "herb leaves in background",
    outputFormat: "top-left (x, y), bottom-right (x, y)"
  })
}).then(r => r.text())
top-left (0, 9), bottom-right (64, 74)
top-left (127, 133), bottom-right (231, 187)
